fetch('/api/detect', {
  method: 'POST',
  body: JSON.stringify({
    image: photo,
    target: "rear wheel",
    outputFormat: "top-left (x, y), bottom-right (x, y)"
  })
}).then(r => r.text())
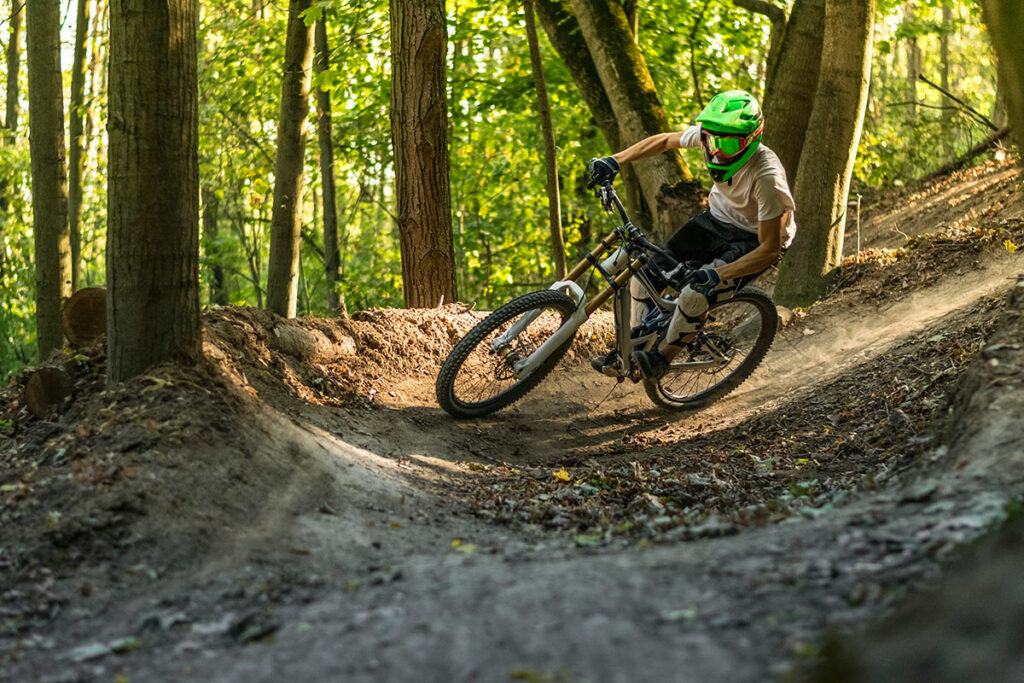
top-left (643, 286), bottom-right (777, 410)
top-left (436, 290), bottom-right (578, 418)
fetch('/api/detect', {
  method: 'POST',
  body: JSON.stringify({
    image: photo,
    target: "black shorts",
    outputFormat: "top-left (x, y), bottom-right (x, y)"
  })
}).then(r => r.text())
top-left (642, 211), bottom-right (760, 291)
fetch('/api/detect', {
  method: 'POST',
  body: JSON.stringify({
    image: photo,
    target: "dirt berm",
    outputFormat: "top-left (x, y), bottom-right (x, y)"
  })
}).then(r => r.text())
top-left (816, 275), bottom-right (1024, 682)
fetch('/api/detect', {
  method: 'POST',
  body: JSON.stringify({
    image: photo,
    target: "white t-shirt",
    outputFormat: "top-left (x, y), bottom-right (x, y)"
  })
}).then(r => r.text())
top-left (680, 125), bottom-right (797, 247)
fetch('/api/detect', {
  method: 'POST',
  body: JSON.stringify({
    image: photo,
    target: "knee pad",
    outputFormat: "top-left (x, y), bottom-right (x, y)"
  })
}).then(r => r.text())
top-left (677, 285), bottom-right (709, 318)
top-left (665, 286), bottom-right (708, 343)
top-left (629, 278), bottom-right (653, 328)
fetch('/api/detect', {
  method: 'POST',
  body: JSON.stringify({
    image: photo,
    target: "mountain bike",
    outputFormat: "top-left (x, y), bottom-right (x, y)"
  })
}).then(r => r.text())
top-left (435, 180), bottom-right (778, 419)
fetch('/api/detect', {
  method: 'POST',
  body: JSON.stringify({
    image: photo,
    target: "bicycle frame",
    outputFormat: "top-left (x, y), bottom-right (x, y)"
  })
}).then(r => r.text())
top-left (494, 183), bottom-right (674, 380)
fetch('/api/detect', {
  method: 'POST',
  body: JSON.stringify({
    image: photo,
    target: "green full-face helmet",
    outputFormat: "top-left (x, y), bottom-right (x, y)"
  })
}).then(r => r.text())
top-left (695, 90), bottom-right (764, 183)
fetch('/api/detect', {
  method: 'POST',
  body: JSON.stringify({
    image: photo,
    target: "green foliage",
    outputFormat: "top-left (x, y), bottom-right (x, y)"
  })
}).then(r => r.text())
top-left (0, 0), bottom-right (1006, 380)
top-left (857, 2), bottom-right (1001, 188)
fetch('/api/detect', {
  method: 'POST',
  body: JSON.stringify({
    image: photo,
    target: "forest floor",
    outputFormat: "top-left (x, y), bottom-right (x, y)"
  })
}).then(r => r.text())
top-left (2, 159), bottom-right (1024, 682)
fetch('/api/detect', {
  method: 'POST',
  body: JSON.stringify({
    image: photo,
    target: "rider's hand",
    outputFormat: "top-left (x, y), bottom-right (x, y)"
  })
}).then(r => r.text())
top-left (587, 156), bottom-right (620, 188)
top-left (688, 268), bottom-right (721, 297)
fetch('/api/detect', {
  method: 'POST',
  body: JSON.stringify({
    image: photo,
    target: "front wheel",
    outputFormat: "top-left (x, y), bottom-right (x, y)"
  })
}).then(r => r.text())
top-left (644, 286), bottom-right (778, 410)
top-left (437, 290), bottom-right (579, 418)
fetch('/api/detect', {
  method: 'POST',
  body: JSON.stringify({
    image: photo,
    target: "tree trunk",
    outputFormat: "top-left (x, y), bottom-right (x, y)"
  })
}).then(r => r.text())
top-left (314, 16), bottom-right (343, 315)
top-left (68, 0), bottom-right (91, 292)
top-left (904, 2), bottom-right (920, 122)
top-left (533, 0), bottom-right (650, 230)
top-left (524, 0), bottom-right (567, 279)
top-left (774, 0), bottom-right (875, 308)
top-left (761, 0), bottom-right (825, 183)
top-left (202, 187), bottom-right (229, 306)
top-left (390, 0), bottom-right (458, 308)
top-left (266, 0), bottom-right (315, 318)
top-left (981, 2), bottom-right (1024, 150)
top-left (26, 0), bottom-right (73, 361)
top-left (4, 1), bottom-right (20, 137)
top-left (107, 0), bottom-right (200, 383)
top-left (569, 0), bottom-right (698, 240)
top-left (1, 1), bottom-right (22, 221)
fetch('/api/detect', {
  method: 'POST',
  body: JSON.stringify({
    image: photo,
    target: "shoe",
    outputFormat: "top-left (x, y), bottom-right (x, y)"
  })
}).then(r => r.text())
top-left (633, 349), bottom-right (669, 380)
top-left (590, 351), bottom-right (620, 376)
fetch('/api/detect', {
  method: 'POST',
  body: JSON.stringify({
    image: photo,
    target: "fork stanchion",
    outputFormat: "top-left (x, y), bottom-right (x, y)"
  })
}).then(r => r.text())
top-left (586, 257), bottom-right (647, 315)
top-left (566, 230), bottom-right (620, 282)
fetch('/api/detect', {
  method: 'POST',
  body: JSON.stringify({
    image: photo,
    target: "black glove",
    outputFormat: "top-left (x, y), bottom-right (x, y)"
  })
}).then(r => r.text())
top-left (587, 156), bottom-right (620, 188)
top-left (688, 268), bottom-right (721, 297)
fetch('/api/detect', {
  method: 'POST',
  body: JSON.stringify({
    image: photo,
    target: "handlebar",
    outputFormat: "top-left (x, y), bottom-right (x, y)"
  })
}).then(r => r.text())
top-left (594, 179), bottom-right (689, 286)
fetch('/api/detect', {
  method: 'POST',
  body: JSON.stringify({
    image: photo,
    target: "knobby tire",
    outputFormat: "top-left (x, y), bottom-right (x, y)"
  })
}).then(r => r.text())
top-left (644, 286), bottom-right (777, 410)
top-left (436, 290), bottom-right (578, 418)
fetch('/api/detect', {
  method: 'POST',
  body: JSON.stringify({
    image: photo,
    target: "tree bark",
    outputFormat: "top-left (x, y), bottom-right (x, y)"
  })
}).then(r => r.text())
top-left (390, 0), bottom-right (458, 308)
top-left (26, 0), bottom-right (73, 361)
top-left (266, 0), bottom-right (315, 318)
top-left (314, 16), bottom-right (343, 315)
top-left (107, 0), bottom-right (200, 382)
top-left (981, 1), bottom-right (1024, 150)
top-left (569, 0), bottom-right (698, 240)
top-left (774, 0), bottom-right (875, 308)
top-left (4, 1), bottom-right (20, 137)
top-left (524, 0), bottom-right (567, 279)
top-left (68, 0), bottom-right (91, 292)
top-left (761, 0), bottom-right (825, 183)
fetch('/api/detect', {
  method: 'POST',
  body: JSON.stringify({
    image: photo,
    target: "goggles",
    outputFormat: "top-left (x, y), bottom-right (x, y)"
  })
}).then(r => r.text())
top-left (700, 122), bottom-right (762, 162)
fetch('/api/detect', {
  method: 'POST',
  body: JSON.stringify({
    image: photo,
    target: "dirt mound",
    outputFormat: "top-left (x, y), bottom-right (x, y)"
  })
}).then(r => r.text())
top-left (0, 302), bottom-right (613, 587)
top-left (0, 306), bottom-right (494, 583)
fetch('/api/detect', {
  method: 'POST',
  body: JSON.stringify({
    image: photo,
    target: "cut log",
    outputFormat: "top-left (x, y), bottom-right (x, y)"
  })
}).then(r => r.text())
top-left (24, 367), bottom-right (74, 418)
top-left (61, 286), bottom-right (107, 347)
top-left (271, 323), bottom-right (356, 363)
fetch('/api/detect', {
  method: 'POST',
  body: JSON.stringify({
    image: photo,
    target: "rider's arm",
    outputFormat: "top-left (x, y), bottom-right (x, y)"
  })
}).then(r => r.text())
top-left (714, 212), bottom-right (789, 281)
top-left (612, 132), bottom-right (685, 165)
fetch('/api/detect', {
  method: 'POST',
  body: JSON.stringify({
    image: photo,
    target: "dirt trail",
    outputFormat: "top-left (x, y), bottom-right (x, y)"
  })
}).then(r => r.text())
top-left (2, 161), bottom-right (1024, 682)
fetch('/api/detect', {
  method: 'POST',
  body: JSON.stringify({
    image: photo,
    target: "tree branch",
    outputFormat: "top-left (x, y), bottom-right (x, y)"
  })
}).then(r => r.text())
top-left (918, 74), bottom-right (999, 131)
top-left (732, 0), bottom-right (785, 24)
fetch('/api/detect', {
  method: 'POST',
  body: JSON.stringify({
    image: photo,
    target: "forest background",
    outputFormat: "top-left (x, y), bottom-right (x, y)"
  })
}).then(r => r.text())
top-left (0, 0), bottom-right (1008, 378)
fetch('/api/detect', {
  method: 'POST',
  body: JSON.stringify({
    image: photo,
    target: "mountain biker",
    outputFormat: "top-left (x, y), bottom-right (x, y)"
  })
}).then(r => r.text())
top-left (587, 89), bottom-right (796, 381)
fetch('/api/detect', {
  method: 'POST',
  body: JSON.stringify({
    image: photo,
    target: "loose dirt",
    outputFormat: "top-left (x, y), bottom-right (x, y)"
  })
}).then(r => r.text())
top-left (2, 160), bottom-right (1023, 682)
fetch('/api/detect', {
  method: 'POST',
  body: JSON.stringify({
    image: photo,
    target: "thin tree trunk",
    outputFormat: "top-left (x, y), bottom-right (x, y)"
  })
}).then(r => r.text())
top-left (85, 0), bottom-right (105, 152)
top-left (26, 0), bottom-right (73, 361)
top-left (107, 0), bottom-right (200, 382)
top-left (68, 0), bottom-right (91, 292)
top-left (1, 1), bottom-right (22, 222)
top-left (904, 2), bottom-right (920, 122)
top-left (774, 0), bottom-right (875, 308)
top-left (266, 0), bottom-right (314, 318)
top-left (4, 1), bottom-right (20, 137)
top-left (390, 0), bottom-right (458, 308)
top-left (533, 0), bottom-right (649, 231)
top-left (762, 0), bottom-right (826, 183)
top-left (314, 16), bottom-right (343, 315)
top-left (569, 0), bottom-right (698, 240)
top-left (524, 0), bottom-right (566, 279)
top-left (202, 187), bottom-right (228, 305)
